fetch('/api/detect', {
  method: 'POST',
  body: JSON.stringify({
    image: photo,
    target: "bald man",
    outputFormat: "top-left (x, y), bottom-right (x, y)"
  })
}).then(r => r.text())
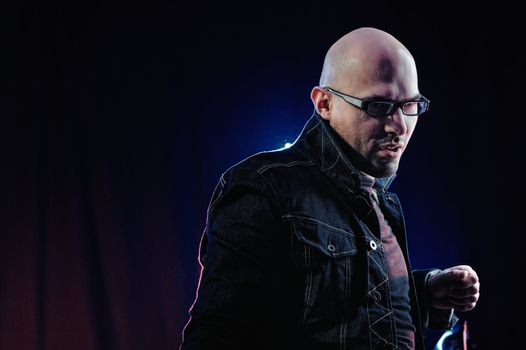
top-left (181, 27), bottom-right (480, 350)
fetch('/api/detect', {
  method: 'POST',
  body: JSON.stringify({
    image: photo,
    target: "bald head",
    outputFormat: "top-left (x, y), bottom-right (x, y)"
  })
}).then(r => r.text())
top-left (319, 27), bottom-right (417, 92)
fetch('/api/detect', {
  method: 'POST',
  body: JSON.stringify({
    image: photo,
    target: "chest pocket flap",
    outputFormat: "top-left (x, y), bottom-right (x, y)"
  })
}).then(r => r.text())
top-left (286, 216), bottom-right (357, 258)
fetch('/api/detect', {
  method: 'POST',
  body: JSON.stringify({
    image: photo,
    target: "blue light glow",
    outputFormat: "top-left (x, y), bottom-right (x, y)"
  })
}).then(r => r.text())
top-left (434, 330), bottom-right (453, 350)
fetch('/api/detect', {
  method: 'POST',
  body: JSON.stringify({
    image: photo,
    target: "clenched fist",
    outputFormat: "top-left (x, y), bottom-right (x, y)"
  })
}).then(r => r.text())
top-left (427, 265), bottom-right (480, 312)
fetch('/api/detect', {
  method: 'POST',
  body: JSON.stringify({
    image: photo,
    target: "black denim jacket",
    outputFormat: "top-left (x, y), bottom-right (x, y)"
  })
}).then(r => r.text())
top-left (181, 112), bottom-right (456, 350)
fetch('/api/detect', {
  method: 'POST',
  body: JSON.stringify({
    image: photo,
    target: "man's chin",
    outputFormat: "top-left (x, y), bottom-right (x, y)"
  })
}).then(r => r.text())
top-left (368, 161), bottom-right (399, 178)
top-left (352, 153), bottom-right (399, 178)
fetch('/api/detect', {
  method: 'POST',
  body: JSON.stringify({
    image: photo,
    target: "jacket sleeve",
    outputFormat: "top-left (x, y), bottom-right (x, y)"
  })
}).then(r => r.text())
top-left (180, 167), bottom-right (284, 350)
top-left (413, 269), bottom-right (459, 330)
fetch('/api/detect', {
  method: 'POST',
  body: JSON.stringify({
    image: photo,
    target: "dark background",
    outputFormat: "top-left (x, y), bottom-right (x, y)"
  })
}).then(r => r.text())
top-left (2, 1), bottom-right (523, 349)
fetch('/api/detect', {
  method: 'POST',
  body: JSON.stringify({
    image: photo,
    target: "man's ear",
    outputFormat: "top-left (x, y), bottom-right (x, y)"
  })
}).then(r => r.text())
top-left (310, 86), bottom-right (332, 121)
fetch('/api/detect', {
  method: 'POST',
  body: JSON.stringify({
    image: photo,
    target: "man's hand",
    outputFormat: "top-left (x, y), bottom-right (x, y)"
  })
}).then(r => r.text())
top-left (427, 265), bottom-right (480, 312)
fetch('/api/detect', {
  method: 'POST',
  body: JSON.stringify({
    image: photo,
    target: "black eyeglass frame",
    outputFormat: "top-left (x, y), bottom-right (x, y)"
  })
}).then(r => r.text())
top-left (323, 86), bottom-right (430, 117)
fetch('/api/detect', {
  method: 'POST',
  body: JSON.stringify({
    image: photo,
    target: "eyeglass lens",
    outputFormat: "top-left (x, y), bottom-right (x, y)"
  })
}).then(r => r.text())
top-left (368, 100), bottom-right (427, 116)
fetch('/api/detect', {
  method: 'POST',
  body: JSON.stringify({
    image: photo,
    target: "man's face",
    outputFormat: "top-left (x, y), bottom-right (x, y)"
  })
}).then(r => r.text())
top-left (327, 78), bottom-right (419, 178)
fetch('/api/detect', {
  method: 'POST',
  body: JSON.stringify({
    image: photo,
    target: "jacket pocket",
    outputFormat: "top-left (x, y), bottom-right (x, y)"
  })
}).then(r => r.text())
top-left (284, 215), bottom-right (359, 329)
top-left (286, 215), bottom-right (357, 258)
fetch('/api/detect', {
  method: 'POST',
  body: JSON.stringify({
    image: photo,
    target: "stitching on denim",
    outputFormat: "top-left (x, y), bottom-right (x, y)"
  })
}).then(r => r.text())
top-left (369, 277), bottom-right (389, 293)
top-left (302, 243), bottom-right (312, 326)
top-left (321, 153), bottom-right (341, 172)
top-left (370, 311), bottom-right (394, 328)
top-left (320, 130), bottom-right (339, 172)
top-left (370, 295), bottom-right (391, 313)
top-left (283, 215), bottom-right (356, 256)
top-left (257, 171), bottom-right (284, 219)
top-left (304, 120), bottom-right (321, 136)
top-left (377, 241), bottom-right (397, 346)
top-left (294, 120), bottom-right (321, 145)
top-left (340, 256), bottom-right (351, 349)
top-left (302, 241), bottom-right (353, 257)
top-left (367, 245), bottom-right (387, 264)
top-left (368, 249), bottom-right (395, 348)
top-left (282, 215), bottom-right (353, 236)
top-left (256, 160), bottom-right (316, 174)
top-left (370, 327), bottom-right (396, 347)
top-left (369, 278), bottom-right (396, 347)
top-left (355, 213), bottom-right (378, 239)
top-left (208, 174), bottom-right (226, 214)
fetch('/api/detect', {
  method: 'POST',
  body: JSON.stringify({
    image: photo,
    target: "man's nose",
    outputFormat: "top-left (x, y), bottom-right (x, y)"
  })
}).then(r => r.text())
top-left (384, 108), bottom-right (408, 136)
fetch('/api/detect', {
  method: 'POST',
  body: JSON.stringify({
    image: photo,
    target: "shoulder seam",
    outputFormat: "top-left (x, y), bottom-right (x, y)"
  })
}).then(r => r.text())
top-left (256, 160), bottom-right (317, 174)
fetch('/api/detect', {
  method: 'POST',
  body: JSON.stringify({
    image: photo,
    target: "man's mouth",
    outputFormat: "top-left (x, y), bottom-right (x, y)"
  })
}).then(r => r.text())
top-left (378, 143), bottom-right (404, 158)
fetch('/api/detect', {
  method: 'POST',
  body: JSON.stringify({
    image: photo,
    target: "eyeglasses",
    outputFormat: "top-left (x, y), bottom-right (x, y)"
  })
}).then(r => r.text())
top-left (324, 86), bottom-right (430, 117)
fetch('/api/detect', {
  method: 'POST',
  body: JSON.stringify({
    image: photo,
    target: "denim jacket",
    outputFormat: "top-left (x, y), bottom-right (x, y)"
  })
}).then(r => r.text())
top-left (181, 112), bottom-right (456, 350)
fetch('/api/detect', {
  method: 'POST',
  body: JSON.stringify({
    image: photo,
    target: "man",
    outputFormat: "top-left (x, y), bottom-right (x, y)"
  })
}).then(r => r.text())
top-left (180, 27), bottom-right (480, 349)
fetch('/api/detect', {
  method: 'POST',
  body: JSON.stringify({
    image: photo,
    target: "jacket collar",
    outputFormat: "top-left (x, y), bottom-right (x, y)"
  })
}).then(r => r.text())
top-left (293, 111), bottom-right (396, 193)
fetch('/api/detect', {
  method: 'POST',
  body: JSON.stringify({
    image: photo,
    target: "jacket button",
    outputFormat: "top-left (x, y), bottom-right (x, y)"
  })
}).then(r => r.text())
top-left (369, 239), bottom-right (378, 250)
top-left (371, 290), bottom-right (381, 302)
top-left (327, 244), bottom-right (336, 252)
